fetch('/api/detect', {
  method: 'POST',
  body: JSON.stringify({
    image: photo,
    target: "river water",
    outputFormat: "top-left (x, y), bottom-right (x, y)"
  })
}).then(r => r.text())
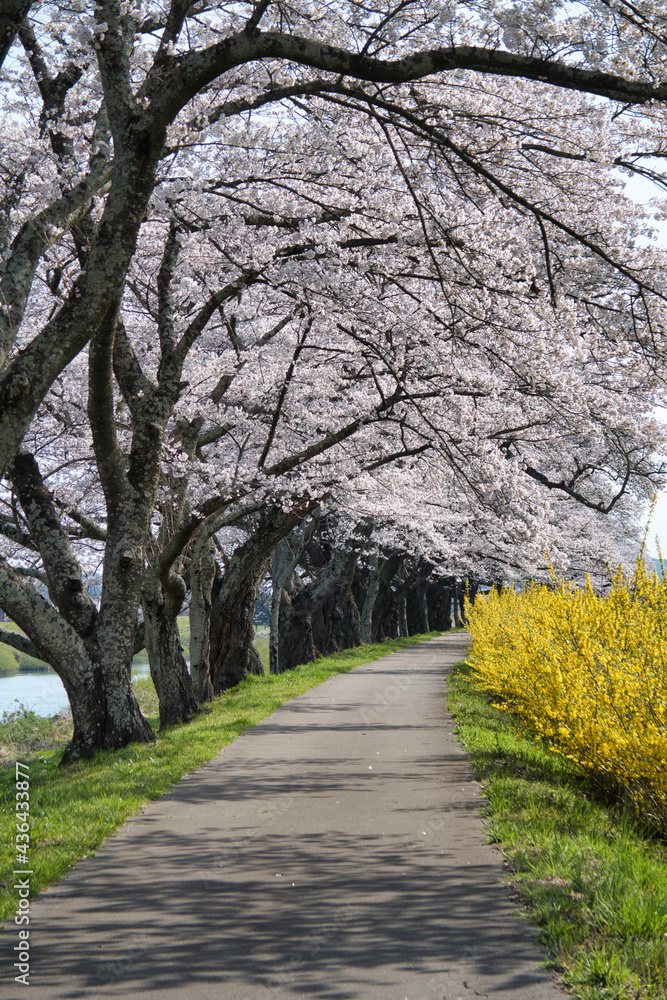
top-left (0, 663), bottom-right (152, 719)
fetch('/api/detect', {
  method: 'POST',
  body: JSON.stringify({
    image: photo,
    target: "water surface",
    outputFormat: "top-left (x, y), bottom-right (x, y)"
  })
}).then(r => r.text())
top-left (0, 663), bottom-right (152, 719)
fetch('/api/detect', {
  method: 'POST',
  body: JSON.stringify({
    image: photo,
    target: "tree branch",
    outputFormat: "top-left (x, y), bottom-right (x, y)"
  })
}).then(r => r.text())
top-left (8, 452), bottom-right (98, 635)
top-left (258, 313), bottom-right (312, 470)
top-left (151, 31), bottom-right (667, 127)
top-left (0, 627), bottom-right (42, 661)
top-left (0, 154), bottom-right (112, 370)
top-left (0, 0), bottom-right (32, 69)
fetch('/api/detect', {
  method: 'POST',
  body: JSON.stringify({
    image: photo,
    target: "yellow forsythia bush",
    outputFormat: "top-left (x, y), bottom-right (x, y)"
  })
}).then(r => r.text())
top-left (465, 561), bottom-right (667, 830)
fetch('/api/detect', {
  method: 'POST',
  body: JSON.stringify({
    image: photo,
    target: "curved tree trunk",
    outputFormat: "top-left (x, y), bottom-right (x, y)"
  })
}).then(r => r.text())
top-left (312, 584), bottom-right (362, 655)
top-left (142, 570), bottom-right (200, 729)
top-left (371, 556), bottom-right (434, 639)
top-left (336, 588), bottom-right (362, 650)
top-left (278, 521), bottom-right (372, 672)
top-left (404, 563), bottom-right (433, 635)
top-left (269, 537), bottom-right (296, 675)
top-left (359, 559), bottom-right (377, 644)
top-left (9, 452), bottom-right (99, 636)
top-left (269, 577), bottom-right (282, 675)
top-left (269, 514), bottom-right (321, 674)
top-left (405, 586), bottom-right (429, 634)
top-left (364, 552), bottom-right (401, 643)
top-left (209, 504), bottom-right (318, 692)
top-left (373, 554), bottom-right (408, 641)
top-left (75, 636), bottom-right (155, 763)
top-left (0, 453), bottom-right (156, 763)
top-left (425, 578), bottom-right (453, 631)
top-left (58, 664), bottom-right (110, 764)
top-left (56, 649), bottom-right (155, 764)
top-left (277, 592), bottom-right (318, 672)
top-left (210, 573), bottom-right (265, 693)
top-left (0, 555), bottom-right (155, 764)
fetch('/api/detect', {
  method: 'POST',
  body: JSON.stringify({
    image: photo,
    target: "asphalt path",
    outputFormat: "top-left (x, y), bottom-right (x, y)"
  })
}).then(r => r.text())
top-left (2, 632), bottom-right (566, 1000)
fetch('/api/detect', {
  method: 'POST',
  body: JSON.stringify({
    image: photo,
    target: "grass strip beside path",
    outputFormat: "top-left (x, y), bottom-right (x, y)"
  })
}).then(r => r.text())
top-left (447, 660), bottom-right (667, 1000)
top-left (0, 632), bottom-right (441, 924)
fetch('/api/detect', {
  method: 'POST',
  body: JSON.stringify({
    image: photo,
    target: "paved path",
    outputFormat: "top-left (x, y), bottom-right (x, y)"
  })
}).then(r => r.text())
top-left (2, 633), bottom-right (566, 1000)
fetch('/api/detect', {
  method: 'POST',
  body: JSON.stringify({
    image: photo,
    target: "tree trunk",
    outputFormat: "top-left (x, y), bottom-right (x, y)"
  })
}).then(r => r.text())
top-left (57, 655), bottom-right (155, 764)
top-left (425, 579), bottom-right (453, 631)
top-left (268, 514), bottom-right (322, 674)
top-left (269, 537), bottom-right (296, 675)
top-left (278, 521), bottom-right (372, 672)
top-left (312, 583), bottom-right (362, 655)
top-left (269, 577), bottom-right (282, 675)
top-left (359, 558), bottom-right (377, 644)
top-left (277, 593), bottom-right (319, 672)
top-left (210, 577), bottom-right (265, 693)
top-left (335, 588), bottom-right (362, 650)
top-left (189, 535), bottom-right (217, 701)
top-left (68, 637), bottom-right (155, 764)
top-left (405, 579), bottom-right (430, 635)
top-left (209, 506), bottom-right (316, 692)
top-left (364, 552), bottom-right (401, 643)
top-left (0, 554), bottom-right (155, 764)
top-left (373, 555), bottom-right (407, 641)
top-left (57, 663), bottom-right (108, 764)
top-left (142, 571), bottom-right (200, 729)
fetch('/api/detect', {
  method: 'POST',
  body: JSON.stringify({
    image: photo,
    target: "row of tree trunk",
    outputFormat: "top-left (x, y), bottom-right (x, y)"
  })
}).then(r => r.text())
top-left (118, 508), bottom-right (488, 751)
top-left (270, 521), bottom-right (479, 674)
top-left (135, 512), bottom-right (485, 740)
top-left (1, 475), bottom-right (483, 762)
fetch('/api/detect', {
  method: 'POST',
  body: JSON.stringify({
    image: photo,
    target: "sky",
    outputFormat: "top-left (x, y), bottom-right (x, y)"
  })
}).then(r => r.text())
top-left (620, 172), bottom-right (667, 558)
top-left (645, 491), bottom-right (667, 558)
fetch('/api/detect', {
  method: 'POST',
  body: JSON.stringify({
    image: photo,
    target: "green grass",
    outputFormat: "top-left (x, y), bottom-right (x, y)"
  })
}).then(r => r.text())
top-left (0, 643), bottom-right (19, 676)
top-left (130, 615), bottom-right (202, 667)
top-left (0, 631), bottom-right (441, 923)
top-left (0, 706), bottom-right (74, 761)
top-left (447, 659), bottom-right (667, 1000)
top-left (254, 627), bottom-right (269, 669)
top-left (0, 621), bottom-right (50, 672)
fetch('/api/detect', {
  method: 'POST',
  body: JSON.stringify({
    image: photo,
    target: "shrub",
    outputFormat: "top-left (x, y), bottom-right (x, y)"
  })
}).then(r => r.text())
top-left (465, 561), bottom-right (667, 832)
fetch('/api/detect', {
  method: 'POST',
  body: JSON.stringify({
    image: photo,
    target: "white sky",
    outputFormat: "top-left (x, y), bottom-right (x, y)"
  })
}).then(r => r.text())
top-left (623, 171), bottom-right (667, 558)
top-left (645, 491), bottom-right (667, 558)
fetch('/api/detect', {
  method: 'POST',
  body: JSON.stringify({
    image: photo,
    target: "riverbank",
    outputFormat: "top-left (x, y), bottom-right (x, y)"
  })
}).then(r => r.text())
top-left (0, 621), bottom-right (271, 718)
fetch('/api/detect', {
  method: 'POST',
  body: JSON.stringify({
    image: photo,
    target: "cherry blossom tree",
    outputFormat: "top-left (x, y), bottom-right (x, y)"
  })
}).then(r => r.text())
top-left (1, 0), bottom-right (667, 759)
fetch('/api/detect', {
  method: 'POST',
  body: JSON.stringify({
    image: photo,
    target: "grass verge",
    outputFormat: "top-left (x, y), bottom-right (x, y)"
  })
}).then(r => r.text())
top-left (0, 631), bottom-right (440, 924)
top-left (447, 660), bottom-right (667, 1000)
